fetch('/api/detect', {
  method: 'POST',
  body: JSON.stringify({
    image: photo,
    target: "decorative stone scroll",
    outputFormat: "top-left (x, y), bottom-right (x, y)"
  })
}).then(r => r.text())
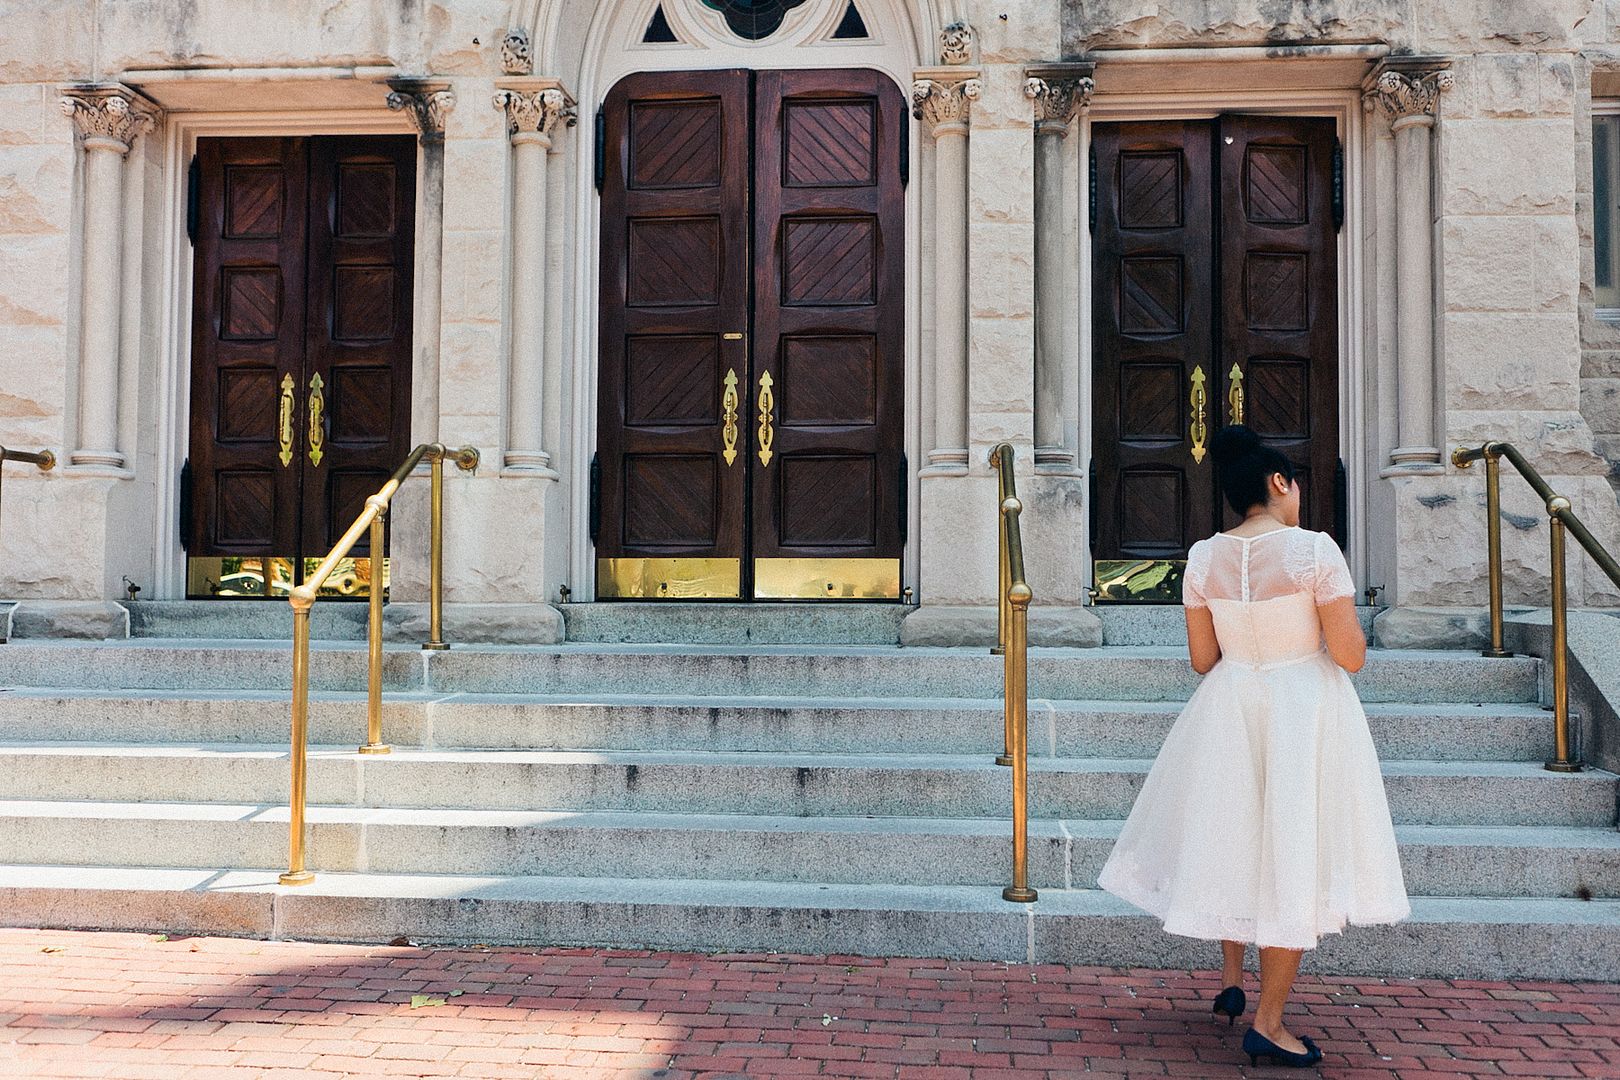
top-left (59, 87), bottom-right (157, 153)
top-left (939, 21), bottom-right (975, 65)
top-left (1363, 68), bottom-right (1455, 124)
top-left (1024, 73), bottom-right (1094, 136)
top-left (386, 81), bottom-right (457, 142)
top-left (911, 77), bottom-right (981, 133)
top-left (501, 27), bottom-right (533, 76)
top-left (492, 86), bottom-right (575, 144)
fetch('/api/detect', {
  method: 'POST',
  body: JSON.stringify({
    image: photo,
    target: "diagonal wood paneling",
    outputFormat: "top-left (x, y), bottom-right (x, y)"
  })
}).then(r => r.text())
top-left (214, 468), bottom-right (275, 547)
top-left (1119, 466), bottom-right (1184, 553)
top-left (780, 335), bottom-right (875, 426)
top-left (1120, 151), bottom-right (1182, 229)
top-left (1120, 256), bottom-right (1183, 334)
top-left (630, 100), bottom-right (723, 189)
top-left (327, 367), bottom-right (392, 443)
top-left (331, 266), bottom-right (397, 341)
top-left (216, 368), bottom-right (277, 442)
top-left (1244, 253), bottom-right (1308, 331)
top-left (1246, 357), bottom-right (1311, 440)
top-left (777, 454), bottom-right (876, 546)
top-left (224, 166), bottom-right (284, 238)
top-left (219, 267), bottom-right (281, 341)
top-left (336, 164), bottom-right (396, 237)
top-left (625, 335), bottom-right (719, 426)
top-left (1245, 143), bottom-right (1308, 224)
top-left (625, 454), bottom-right (717, 547)
top-left (627, 217), bottom-right (722, 306)
top-left (783, 100), bottom-right (876, 187)
top-left (1118, 360), bottom-right (1182, 442)
top-left (781, 217), bottom-right (876, 305)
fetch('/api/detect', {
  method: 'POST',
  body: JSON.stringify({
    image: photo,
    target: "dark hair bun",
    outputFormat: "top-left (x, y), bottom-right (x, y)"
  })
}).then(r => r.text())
top-left (1210, 424), bottom-right (1263, 467)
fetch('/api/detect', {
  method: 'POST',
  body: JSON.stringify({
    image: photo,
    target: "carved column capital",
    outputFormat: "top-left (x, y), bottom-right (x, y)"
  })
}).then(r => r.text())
top-left (387, 79), bottom-right (456, 142)
top-left (58, 85), bottom-right (158, 154)
top-left (939, 21), bottom-right (976, 65)
top-left (500, 27), bottom-right (533, 75)
top-left (1024, 64), bottom-right (1095, 136)
top-left (911, 73), bottom-right (981, 135)
top-left (1362, 59), bottom-right (1454, 127)
top-left (493, 80), bottom-right (576, 147)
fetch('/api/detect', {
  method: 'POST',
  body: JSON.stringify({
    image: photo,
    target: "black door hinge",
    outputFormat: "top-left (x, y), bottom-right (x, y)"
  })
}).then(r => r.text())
top-left (178, 459), bottom-right (193, 551)
top-left (186, 155), bottom-right (200, 245)
top-left (1332, 139), bottom-right (1345, 232)
top-left (1334, 457), bottom-right (1348, 550)
top-left (589, 453), bottom-right (602, 543)
top-left (1088, 143), bottom-right (1098, 235)
top-left (898, 106), bottom-right (909, 187)
top-left (898, 451), bottom-right (908, 545)
top-left (594, 109), bottom-right (606, 193)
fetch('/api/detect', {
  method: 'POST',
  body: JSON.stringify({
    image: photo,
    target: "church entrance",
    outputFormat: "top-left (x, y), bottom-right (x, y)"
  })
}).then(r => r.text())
top-left (593, 68), bottom-right (906, 600)
top-left (1090, 115), bottom-right (1342, 602)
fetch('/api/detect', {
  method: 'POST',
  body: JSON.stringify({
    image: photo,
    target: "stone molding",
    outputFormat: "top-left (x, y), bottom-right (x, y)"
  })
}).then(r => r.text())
top-left (492, 79), bottom-right (576, 145)
top-left (58, 85), bottom-right (158, 154)
top-left (501, 27), bottom-right (533, 76)
top-left (1362, 59), bottom-right (1454, 126)
top-left (911, 71), bottom-right (981, 134)
top-left (386, 79), bottom-right (456, 142)
top-left (939, 21), bottom-right (976, 65)
top-left (1024, 64), bottom-right (1096, 136)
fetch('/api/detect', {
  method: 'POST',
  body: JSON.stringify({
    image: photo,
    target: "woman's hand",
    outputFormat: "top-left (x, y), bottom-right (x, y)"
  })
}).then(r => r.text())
top-left (1318, 596), bottom-right (1367, 672)
top-left (1185, 605), bottom-right (1221, 674)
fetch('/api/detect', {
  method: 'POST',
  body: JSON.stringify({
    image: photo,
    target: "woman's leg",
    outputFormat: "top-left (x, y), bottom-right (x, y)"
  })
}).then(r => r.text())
top-left (1220, 940), bottom-right (1245, 987)
top-left (1253, 947), bottom-right (1306, 1052)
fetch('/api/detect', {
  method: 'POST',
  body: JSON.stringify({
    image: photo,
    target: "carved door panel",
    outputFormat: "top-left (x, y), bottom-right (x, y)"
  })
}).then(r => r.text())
top-left (596, 70), bottom-right (752, 599)
top-left (1216, 114), bottom-right (1339, 536)
top-left (187, 135), bottom-right (416, 597)
top-left (750, 68), bottom-right (906, 599)
top-left (1091, 121), bottom-right (1217, 575)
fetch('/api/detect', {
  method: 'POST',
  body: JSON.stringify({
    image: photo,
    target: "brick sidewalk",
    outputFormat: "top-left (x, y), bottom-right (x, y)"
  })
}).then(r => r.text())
top-left (1, 929), bottom-right (1616, 1079)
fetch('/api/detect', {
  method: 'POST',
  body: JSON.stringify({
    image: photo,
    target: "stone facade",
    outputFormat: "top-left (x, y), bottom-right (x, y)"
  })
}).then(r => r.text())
top-left (1, 0), bottom-right (1618, 621)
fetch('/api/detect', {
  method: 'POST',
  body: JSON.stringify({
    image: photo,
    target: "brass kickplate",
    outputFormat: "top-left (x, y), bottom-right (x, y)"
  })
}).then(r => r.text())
top-left (186, 556), bottom-right (387, 600)
top-left (754, 558), bottom-right (901, 601)
top-left (1092, 559), bottom-right (1186, 604)
top-left (597, 557), bottom-right (742, 599)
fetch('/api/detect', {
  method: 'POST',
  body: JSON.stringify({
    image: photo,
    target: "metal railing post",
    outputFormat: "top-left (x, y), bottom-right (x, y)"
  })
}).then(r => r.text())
top-left (360, 506), bottom-right (390, 755)
top-left (281, 596), bottom-right (316, 885)
top-left (1482, 448), bottom-right (1511, 657)
top-left (1545, 495), bottom-right (1581, 773)
top-left (1003, 579), bottom-right (1036, 903)
top-left (424, 446), bottom-right (448, 651)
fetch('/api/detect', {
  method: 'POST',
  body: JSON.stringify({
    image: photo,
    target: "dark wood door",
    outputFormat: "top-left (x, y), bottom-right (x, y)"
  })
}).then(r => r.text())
top-left (188, 135), bottom-right (416, 591)
top-left (1091, 116), bottom-right (1339, 597)
top-left (1217, 114), bottom-right (1338, 535)
top-left (751, 69), bottom-right (906, 598)
top-left (595, 68), bottom-right (905, 600)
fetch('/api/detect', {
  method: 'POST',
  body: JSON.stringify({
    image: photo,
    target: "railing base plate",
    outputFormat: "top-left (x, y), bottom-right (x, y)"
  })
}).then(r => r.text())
top-left (1544, 760), bottom-right (1585, 773)
top-left (994, 755), bottom-right (1013, 767)
top-left (358, 743), bottom-right (392, 756)
top-left (1482, 648), bottom-right (1514, 658)
top-left (422, 642), bottom-right (449, 652)
top-left (1002, 886), bottom-right (1038, 904)
top-left (279, 871), bottom-right (315, 886)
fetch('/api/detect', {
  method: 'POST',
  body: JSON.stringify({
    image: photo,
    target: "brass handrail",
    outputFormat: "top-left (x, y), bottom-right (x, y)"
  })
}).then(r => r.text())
top-left (0, 447), bottom-right (56, 645)
top-left (990, 443), bottom-right (1036, 904)
top-left (1453, 441), bottom-right (1620, 774)
top-left (280, 442), bottom-right (478, 886)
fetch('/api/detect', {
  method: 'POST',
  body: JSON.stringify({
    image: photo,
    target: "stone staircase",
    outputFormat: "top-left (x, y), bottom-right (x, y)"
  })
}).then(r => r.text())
top-left (0, 626), bottom-right (1617, 980)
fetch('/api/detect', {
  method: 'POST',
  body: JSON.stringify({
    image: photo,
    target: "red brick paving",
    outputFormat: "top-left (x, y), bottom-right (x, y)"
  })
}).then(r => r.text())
top-left (0, 929), bottom-right (1616, 1079)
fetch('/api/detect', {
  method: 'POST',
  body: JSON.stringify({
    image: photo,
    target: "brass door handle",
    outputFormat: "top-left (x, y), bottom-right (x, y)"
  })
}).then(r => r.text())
top-left (278, 373), bottom-right (296, 467)
top-left (1228, 362), bottom-right (1245, 425)
top-left (307, 372), bottom-right (326, 467)
top-left (1189, 365), bottom-right (1208, 464)
top-left (721, 368), bottom-right (739, 466)
top-left (756, 370), bottom-right (775, 467)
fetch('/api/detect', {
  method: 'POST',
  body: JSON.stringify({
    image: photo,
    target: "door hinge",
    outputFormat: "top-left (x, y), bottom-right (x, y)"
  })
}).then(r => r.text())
top-left (899, 106), bottom-right (909, 187)
top-left (898, 451), bottom-right (908, 545)
top-left (178, 459), bottom-right (193, 552)
top-left (1332, 138), bottom-right (1345, 232)
top-left (1088, 143), bottom-right (1097, 235)
top-left (589, 453), bottom-right (602, 543)
top-left (1334, 457), bottom-right (1348, 550)
top-left (186, 155), bottom-right (200, 246)
top-left (594, 109), bottom-right (606, 193)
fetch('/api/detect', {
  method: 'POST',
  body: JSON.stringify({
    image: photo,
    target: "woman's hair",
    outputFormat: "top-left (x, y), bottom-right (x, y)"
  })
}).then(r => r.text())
top-left (1210, 424), bottom-right (1295, 515)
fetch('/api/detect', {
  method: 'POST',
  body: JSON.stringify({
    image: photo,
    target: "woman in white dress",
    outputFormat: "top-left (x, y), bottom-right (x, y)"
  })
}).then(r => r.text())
top-left (1097, 424), bottom-right (1410, 1068)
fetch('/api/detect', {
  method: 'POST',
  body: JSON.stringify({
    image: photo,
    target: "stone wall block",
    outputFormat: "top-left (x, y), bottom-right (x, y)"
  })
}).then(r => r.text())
top-left (918, 473), bottom-right (998, 605)
top-left (967, 223), bottom-right (1034, 319)
top-left (1443, 312), bottom-right (1580, 409)
top-left (1575, 477), bottom-right (1620, 604)
top-left (1440, 120), bottom-right (1575, 215)
top-left (1581, 377), bottom-right (1620, 432)
top-left (0, 234), bottom-right (71, 326)
top-left (0, 85), bottom-right (53, 146)
top-left (440, 138), bottom-right (506, 232)
top-left (443, 230), bottom-right (503, 325)
top-left (0, 1), bottom-right (94, 83)
top-left (438, 323), bottom-right (502, 419)
top-left (967, 0), bottom-right (1059, 63)
top-left (1063, 0), bottom-right (1397, 53)
top-left (1532, 217), bottom-right (1581, 313)
top-left (967, 129), bottom-right (1034, 224)
top-left (1468, 53), bottom-right (1541, 118)
top-left (1440, 217), bottom-right (1536, 311)
top-left (425, 0), bottom-right (506, 75)
top-left (0, 477), bottom-right (108, 600)
top-left (1581, 350), bottom-right (1620, 378)
top-left (968, 316), bottom-right (1034, 414)
top-left (0, 325), bottom-right (67, 445)
top-left (0, 147), bottom-right (69, 236)
top-left (1540, 56), bottom-right (1576, 115)
top-left (1448, 409), bottom-right (1609, 475)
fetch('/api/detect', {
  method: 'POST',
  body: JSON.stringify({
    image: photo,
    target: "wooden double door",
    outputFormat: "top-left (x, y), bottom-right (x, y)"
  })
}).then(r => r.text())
top-left (1091, 116), bottom-right (1341, 601)
top-left (595, 69), bottom-right (906, 600)
top-left (186, 136), bottom-right (416, 598)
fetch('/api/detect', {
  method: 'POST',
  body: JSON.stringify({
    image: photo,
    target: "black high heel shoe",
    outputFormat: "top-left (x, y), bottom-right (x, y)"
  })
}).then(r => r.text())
top-left (1241, 1027), bottom-right (1322, 1068)
top-left (1211, 985), bottom-right (1246, 1025)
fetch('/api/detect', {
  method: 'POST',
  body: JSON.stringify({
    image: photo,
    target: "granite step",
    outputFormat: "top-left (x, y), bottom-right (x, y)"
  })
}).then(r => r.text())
top-left (1, 865), bottom-right (1615, 980)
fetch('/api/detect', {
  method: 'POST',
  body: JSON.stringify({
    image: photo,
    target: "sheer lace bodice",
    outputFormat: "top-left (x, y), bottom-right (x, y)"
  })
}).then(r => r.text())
top-left (1181, 527), bottom-right (1356, 668)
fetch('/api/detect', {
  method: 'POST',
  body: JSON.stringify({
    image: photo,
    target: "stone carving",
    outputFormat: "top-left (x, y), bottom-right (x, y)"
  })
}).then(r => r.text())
top-left (58, 89), bottom-right (157, 152)
top-left (1025, 76), bottom-right (1094, 132)
top-left (493, 87), bottom-right (575, 141)
top-left (939, 21), bottom-right (975, 65)
top-left (912, 77), bottom-right (981, 130)
top-left (1363, 69), bottom-right (1455, 121)
top-left (387, 84), bottom-right (457, 141)
top-left (501, 27), bottom-right (533, 75)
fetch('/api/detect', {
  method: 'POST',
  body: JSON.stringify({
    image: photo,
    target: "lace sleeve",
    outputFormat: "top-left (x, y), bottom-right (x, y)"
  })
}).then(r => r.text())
top-left (1181, 540), bottom-right (1210, 609)
top-left (1313, 530), bottom-right (1356, 604)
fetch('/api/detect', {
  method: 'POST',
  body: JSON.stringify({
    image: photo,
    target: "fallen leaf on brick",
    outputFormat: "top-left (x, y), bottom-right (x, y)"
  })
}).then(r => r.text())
top-left (409, 995), bottom-right (446, 1009)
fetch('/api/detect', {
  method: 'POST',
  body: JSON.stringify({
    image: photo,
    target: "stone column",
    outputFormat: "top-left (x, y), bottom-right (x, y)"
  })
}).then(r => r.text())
top-left (387, 80), bottom-right (456, 446)
top-left (912, 69), bottom-right (981, 473)
top-left (493, 80), bottom-right (574, 475)
top-left (1364, 60), bottom-right (1453, 471)
top-left (59, 86), bottom-right (157, 469)
top-left (1025, 67), bottom-right (1093, 471)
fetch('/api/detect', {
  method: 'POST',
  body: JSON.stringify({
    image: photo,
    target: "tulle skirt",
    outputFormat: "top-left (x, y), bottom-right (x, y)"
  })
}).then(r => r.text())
top-left (1097, 650), bottom-right (1411, 950)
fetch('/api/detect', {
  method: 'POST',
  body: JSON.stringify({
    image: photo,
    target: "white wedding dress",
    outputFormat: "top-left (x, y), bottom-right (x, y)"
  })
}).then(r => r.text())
top-left (1097, 526), bottom-right (1411, 950)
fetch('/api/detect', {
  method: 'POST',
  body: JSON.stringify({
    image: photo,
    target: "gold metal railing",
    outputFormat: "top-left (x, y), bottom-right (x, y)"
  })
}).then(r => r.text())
top-left (0, 447), bottom-right (56, 645)
top-left (1453, 442), bottom-right (1620, 774)
top-left (280, 442), bottom-right (478, 886)
top-left (990, 443), bottom-right (1036, 904)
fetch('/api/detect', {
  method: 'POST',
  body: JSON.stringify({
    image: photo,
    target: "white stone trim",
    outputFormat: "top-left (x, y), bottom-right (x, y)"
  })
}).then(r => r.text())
top-left (151, 108), bottom-right (418, 599)
top-left (1076, 87), bottom-right (1370, 593)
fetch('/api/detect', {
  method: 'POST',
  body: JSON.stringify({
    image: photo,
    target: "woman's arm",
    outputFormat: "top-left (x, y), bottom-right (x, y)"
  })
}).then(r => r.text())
top-left (1318, 595), bottom-right (1367, 673)
top-left (1185, 605), bottom-right (1221, 674)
